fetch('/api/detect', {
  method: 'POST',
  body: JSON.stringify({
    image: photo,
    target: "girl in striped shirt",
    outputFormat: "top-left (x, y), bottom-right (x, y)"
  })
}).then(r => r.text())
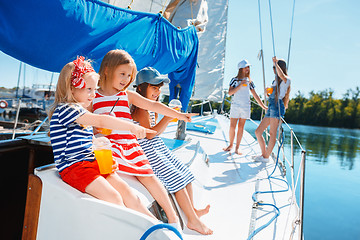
top-left (93, 50), bottom-right (196, 229)
top-left (49, 56), bottom-right (155, 218)
top-left (131, 67), bottom-right (213, 235)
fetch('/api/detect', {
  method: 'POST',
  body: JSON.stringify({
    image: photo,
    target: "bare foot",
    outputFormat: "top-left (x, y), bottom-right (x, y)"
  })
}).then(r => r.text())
top-left (195, 204), bottom-right (210, 218)
top-left (187, 218), bottom-right (213, 235)
top-left (235, 149), bottom-right (242, 155)
top-left (223, 145), bottom-right (232, 151)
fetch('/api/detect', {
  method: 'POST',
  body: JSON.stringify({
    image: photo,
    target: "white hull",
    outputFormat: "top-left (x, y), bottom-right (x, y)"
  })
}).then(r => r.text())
top-left (33, 113), bottom-right (300, 239)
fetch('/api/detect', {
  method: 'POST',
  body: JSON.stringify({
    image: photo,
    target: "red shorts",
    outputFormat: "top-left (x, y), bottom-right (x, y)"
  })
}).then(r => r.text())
top-left (59, 160), bottom-right (110, 193)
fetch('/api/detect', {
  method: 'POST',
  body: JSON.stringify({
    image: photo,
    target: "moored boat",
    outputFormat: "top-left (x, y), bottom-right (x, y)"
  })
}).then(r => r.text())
top-left (0, 0), bottom-right (305, 239)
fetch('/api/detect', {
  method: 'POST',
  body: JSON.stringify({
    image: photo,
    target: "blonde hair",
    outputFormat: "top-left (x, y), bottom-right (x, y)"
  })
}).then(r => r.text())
top-left (48, 59), bottom-right (97, 119)
top-left (99, 49), bottom-right (137, 90)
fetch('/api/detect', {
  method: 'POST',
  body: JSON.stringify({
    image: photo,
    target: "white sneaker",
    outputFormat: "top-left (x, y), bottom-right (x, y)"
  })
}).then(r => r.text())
top-left (254, 155), bottom-right (269, 163)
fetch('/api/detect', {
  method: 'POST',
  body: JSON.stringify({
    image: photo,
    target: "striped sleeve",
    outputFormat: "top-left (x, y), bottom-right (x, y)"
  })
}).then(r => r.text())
top-left (249, 81), bottom-right (255, 90)
top-left (229, 78), bottom-right (237, 88)
top-left (58, 104), bottom-right (86, 127)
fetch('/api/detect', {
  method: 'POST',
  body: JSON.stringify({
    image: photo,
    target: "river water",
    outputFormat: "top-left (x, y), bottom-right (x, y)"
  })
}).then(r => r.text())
top-left (245, 121), bottom-right (360, 240)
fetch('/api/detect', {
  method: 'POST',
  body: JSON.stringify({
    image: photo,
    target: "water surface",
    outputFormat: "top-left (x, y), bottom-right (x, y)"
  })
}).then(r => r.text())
top-left (245, 122), bottom-right (360, 240)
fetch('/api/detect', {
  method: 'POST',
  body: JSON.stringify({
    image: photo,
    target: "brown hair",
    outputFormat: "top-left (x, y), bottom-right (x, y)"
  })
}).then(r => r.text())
top-left (274, 59), bottom-right (291, 108)
top-left (98, 49), bottom-right (137, 91)
top-left (236, 66), bottom-right (250, 79)
top-left (131, 82), bottom-right (164, 118)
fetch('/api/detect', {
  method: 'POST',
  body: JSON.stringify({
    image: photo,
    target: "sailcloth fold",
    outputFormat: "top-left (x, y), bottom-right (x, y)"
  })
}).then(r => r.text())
top-left (0, 0), bottom-right (199, 110)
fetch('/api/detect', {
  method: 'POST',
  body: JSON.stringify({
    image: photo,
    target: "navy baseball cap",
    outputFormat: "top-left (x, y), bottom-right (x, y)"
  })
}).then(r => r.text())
top-left (135, 67), bottom-right (170, 86)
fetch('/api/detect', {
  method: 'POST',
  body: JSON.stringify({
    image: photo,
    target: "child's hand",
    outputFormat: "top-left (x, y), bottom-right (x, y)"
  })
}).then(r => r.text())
top-left (111, 160), bottom-right (119, 173)
top-left (131, 124), bottom-right (156, 139)
top-left (178, 113), bottom-right (198, 122)
top-left (262, 105), bottom-right (268, 110)
top-left (272, 56), bottom-right (278, 64)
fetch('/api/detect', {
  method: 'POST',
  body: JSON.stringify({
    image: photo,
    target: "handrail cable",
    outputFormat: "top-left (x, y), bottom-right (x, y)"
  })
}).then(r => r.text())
top-left (247, 100), bottom-right (305, 239)
top-left (282, 152), bottom-right (303, 240)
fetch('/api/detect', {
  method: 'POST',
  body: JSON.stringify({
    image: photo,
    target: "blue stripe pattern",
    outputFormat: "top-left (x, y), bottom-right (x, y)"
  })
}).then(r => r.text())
top-left (50, 103), bottom-right (95, 172)
top-left (137, 112), bottom-right (194, 193)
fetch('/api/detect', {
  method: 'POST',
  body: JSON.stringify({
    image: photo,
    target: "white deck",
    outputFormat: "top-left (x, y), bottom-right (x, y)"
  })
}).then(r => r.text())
top-left (34, 113), bottom-right (300, 240)
top-left (161, 114), bottom-right (300, 240)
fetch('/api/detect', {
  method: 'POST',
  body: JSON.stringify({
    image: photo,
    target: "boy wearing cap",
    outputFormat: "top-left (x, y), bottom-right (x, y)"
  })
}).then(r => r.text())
top-left (223, 59), bottom-right (267, 154)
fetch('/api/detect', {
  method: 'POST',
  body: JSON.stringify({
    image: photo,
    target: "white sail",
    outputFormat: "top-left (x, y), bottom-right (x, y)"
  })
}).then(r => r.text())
top-left (102, 0), bottom-right (228, 102)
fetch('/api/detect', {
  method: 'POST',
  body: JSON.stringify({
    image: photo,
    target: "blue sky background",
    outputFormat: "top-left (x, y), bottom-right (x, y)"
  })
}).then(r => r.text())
top-left (1, 0), bottom-right (359, 99)
top-left (224, 0), bottom-right (360, 99)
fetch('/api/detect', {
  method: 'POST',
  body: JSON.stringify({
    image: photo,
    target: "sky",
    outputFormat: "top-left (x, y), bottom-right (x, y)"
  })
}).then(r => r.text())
top-left (0, 0), bottom-right (359, 99)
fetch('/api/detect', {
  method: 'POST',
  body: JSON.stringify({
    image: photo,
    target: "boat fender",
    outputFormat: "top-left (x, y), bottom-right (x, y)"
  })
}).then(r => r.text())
top-left (0, 100), bottom-right (8, 108)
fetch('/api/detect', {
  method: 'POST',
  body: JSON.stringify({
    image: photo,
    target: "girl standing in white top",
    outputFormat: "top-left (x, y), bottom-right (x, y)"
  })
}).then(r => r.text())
top-left (254, 57), bottom-right (291, 163)
top-left (223, 59), bottom-right (267, 154)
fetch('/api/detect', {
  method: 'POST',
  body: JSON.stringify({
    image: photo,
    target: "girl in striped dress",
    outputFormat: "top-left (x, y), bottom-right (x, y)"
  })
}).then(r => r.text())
top-left (93, 50), bottom-right (196, 228)
top-left (131, 67), bottom-right (213, 235)
top-left (48, 56), bottom-right (155, 218)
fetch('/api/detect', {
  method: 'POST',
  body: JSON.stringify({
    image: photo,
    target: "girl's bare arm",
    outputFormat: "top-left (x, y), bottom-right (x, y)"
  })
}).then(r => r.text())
top-left (127, 90), bottom-right (196, 122)
top-left (132, 108), bottom-right (172, 139)
top-left (76, 112), bottom-right (155, 138)
top-left (250, 89), bottom-right (268, 110)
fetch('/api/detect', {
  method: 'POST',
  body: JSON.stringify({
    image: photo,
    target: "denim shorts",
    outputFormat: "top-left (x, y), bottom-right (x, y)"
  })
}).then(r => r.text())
top-left (264, 97), bottom-right (285, 119)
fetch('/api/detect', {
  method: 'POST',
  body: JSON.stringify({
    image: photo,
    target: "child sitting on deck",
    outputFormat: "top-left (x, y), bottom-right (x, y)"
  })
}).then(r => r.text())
top-left (131, 67), bottom-right (213, 235)
top-left (48, 56), bottom-right (156, 218)
top-left (92, 49), bottom-right (197, 230)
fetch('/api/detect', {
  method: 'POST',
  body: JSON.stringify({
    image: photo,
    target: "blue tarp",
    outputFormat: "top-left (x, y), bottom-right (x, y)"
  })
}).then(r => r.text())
top-left (0, 0), bottom-right (199, 110)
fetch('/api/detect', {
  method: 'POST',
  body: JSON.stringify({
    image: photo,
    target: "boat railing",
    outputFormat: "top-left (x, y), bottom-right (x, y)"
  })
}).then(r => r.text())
top-left (248, 117), bottom-right (305, 240)
top-left (212, 95), bottom-right (306, 239)
top-left (189, 99), bottom-right (213, 115)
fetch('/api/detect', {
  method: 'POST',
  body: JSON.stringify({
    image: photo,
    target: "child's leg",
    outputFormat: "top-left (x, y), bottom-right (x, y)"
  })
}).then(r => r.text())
top-left (263, 118), bottom-right (280, 158)
top-left (137, 175), bottom-right (178, 223)
top-left (255, 118), bottom-right (271, 156)
top-left (106, 173), bottom-right (155, 219)
top-left (234, 118), bottom-right (246, 154)
top-left (223, 118), bottom-right (238, 151)
top-left (85, 176), bottom-right (125, 206)
top-left (185, 183), bottom-right (210, 217)
top-left (174, 188), bottom-right (213, 235)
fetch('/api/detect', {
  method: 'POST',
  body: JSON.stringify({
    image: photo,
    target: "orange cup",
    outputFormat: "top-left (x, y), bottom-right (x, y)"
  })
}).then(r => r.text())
top-left (97, 112), bottom-right (116, 135)
top-left (266, 87), bottom-right (273, 95)
top-left (94, 149), bottom-right (114, 174)
top-left (168, 99), bottom-right (182, 123)
top-left (93, 137), bottom-right (114, 174)
top-left (170, 107), bottom-right (180, 122)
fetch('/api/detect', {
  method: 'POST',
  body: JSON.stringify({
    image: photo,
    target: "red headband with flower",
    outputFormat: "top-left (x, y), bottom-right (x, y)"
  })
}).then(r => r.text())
top-left (71, 56), bottom-right (95, 89)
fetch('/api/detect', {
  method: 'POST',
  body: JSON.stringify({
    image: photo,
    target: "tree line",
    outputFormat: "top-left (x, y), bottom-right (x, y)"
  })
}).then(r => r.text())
top-left (189, 87), bottom-right (360, 129)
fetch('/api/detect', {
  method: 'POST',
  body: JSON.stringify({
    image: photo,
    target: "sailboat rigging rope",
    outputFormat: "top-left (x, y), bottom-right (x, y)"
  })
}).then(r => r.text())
top-left (257, 0), bottom-right (267, 109)
top-left (160, 0), bottom-right (170, 14)
top-left (127, 0), bottom-right (134, 9)
top-left (287, 0), bottom-right (296, 70)
top-left (268, 0), bottom-right (276, 57)
top-left (247, 1), bottom-right (296, 238)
